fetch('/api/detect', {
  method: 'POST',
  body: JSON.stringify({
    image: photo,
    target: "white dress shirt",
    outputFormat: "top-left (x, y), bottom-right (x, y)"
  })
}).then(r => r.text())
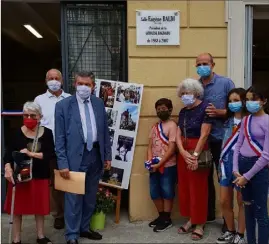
top-left (76, 94), bottom-right (97, 143)
top-left (34, 90), bottom-right (71, 139)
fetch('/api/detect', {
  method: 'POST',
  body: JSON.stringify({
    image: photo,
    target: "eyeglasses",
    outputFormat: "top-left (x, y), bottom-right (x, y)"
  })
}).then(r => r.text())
top-left (23, 114), bottom-right (37, 119)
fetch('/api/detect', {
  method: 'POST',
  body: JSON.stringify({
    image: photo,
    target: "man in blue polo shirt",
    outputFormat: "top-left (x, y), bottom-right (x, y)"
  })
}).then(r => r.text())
top-left (196, 53), bottom-right (235, 232)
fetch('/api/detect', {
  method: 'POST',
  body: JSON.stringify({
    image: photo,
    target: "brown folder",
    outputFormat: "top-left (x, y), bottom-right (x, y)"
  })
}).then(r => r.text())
top-left (54, 169), bottom-right (86, 195)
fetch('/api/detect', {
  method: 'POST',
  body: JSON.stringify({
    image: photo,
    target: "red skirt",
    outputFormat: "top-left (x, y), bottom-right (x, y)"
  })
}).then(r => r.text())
top-left (4, 179), bottom-right (50, 215)
top-left (177, 138), bottom-right (209, 224)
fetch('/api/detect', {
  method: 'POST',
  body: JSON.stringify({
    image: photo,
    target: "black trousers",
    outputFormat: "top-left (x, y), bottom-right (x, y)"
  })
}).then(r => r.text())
top-left (207, 140), bottom-right (222, 220)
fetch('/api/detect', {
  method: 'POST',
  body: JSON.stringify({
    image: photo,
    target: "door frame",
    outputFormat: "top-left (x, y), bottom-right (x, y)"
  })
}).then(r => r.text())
top-left (226, 0), bottom-right (269, 88)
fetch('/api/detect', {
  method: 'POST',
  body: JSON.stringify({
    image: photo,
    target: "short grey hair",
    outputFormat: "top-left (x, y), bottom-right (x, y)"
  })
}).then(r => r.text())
top-left (45, 69), bottom-right (62, 80)
top-left (177, 78), bottom-right (204, 97)
top-left (75, 71), bottom-right (95, 82)
top-left (23, 101), bottom-right (42, 115)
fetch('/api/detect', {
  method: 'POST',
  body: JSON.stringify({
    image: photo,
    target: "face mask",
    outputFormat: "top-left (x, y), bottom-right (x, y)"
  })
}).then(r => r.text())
top-left (228, 101), bottom-right (242, 113)
top-left (157, 111), bottom-right (171, 121)
top-left (76, 85), bottom-right (91, 100)
top-left (246, 101), bottom-right (261, 114)
top-left (47, 80), bottom-right (61, 92)
top-left (196, 65), bottom-right (211, 77)
top-left (181, 94), bottom-right (196, 106)
top-left (23, 118), bottom-right (38, 130)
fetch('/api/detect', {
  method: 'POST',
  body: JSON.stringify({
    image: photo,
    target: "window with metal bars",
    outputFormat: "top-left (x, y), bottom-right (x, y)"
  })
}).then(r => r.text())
top-left (61, 2), bottom-right (127, 93)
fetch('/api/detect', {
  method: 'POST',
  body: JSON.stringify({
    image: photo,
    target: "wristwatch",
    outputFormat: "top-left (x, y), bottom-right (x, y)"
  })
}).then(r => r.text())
top-left (193, 152), bottom-right (199, 157)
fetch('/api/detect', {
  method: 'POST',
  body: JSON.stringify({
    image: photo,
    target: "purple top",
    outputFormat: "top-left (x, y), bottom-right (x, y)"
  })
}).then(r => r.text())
top-left (233, 114), bottom-right (269, 180)
top-left (178, 101), bottom-right (213, 138)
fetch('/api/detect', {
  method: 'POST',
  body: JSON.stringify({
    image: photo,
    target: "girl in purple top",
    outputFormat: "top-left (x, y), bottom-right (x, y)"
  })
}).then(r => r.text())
top-left (233, 86), bottom-right (269, 244)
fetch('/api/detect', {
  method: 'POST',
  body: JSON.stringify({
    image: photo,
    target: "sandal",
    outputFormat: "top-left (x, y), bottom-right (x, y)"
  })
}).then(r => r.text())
top-left (191, 226), bottom-right (204, 241)
top-left (178, 221), bottom-right (194, 234)
top-left (37, 237), bottom-right (52, 244)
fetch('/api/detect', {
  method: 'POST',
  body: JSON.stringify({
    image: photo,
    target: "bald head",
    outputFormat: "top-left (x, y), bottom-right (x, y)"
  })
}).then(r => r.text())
top-left (196, 53), bottom-right (214, 65)
top-left (45, 69), bottom-right (63, 83)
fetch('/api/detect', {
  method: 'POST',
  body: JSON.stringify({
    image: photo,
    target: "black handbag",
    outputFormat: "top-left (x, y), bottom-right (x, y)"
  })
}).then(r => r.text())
top-left (12, 125), bottom-right (41, 183)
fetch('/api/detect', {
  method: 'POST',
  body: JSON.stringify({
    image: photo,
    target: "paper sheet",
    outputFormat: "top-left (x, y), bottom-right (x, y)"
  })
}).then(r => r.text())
top-left (54, 170), bottom-right (85, 195)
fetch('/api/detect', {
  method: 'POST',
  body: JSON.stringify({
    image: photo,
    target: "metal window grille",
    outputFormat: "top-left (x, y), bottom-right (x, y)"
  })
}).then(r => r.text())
top-left (61, 2), bottom-right (127, 92)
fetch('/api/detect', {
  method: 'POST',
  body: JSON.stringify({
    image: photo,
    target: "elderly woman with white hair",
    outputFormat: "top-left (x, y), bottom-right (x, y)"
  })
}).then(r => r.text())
top-left (4, 101), bottom-right (55, 244)
top-left (176, 78), bottom-right (213, 240)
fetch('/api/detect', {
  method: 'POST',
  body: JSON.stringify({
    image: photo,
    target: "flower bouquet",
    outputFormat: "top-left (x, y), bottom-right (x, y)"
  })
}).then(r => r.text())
top-left (90, 187), bottom-right (115, 231)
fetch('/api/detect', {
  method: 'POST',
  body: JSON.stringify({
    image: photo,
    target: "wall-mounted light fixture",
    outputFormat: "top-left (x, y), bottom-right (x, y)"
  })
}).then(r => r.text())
top-left (23, 24), bottom-right (43, 38)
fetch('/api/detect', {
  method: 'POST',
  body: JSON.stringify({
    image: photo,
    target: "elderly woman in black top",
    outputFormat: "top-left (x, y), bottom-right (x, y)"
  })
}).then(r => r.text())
top-left (176, 78), bottom-right (213, 240)
top-left (4, 101), bottom-right (55, 244)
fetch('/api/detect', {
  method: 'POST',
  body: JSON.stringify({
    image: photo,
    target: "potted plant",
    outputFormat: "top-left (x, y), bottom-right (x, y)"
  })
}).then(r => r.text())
top-left (90, 187), bottom-right (115, 231)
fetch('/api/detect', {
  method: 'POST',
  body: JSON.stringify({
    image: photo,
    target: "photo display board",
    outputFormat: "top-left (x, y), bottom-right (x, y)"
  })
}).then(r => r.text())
top-left (94, 79), bottom-right (144, 189)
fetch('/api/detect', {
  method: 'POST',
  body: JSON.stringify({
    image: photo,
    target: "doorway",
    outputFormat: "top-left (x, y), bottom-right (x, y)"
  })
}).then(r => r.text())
top-left (1, 1), bottom-right (61, 210)
top-left (252, 6), bottom-right (269, 89)
top-left (244, 5), bottom-right (269, 89)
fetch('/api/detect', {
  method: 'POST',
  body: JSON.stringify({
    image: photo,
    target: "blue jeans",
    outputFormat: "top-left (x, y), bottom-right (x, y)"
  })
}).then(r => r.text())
top-left (219, 151), bottom-right (240, 191)
top-left (149, 165), bottom-right (177, 200)
top-left (238, 154), bottom-right (269, 244)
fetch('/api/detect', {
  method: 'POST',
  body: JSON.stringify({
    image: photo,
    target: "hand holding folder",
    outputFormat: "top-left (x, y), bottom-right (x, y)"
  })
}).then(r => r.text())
top-left (54, 169), bottom-right (86, 195)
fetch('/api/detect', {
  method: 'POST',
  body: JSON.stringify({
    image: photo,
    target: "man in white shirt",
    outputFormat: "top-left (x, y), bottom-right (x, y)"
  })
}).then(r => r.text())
top-left (34, 69), bottom-right (71, 230)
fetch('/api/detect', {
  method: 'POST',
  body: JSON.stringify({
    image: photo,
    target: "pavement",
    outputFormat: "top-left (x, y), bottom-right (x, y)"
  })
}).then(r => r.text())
top-left (1, 212), bottom-right (227, 243)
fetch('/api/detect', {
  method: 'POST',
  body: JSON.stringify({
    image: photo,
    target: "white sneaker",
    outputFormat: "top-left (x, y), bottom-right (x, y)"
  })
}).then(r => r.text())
top-left (232, 234), bottom-right (246, 244)
top-left (216, 231), bottom-right (235, 244)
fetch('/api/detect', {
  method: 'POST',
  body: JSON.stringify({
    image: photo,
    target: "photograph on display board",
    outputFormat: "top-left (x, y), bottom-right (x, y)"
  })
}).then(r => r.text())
top-left (99, 81), bottom-right (116, 108)
top-left (115, 135), bottom-right (134, 162)
top-left (119, 104), bottom-right (138, 132)
top-left (116, 83), bottom-right (142, 104)
top-left (92, 85), bottom-right (98, 96)
top-left (108, 128), bottom-right (115, 147)
top-left (106, 108), bottom-right (118, 128)
top-left (101, 167), bottom-right (124, 187)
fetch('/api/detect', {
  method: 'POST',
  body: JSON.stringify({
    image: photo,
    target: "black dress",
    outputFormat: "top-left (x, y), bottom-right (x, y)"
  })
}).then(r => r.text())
top-left (4, 127), bottom-right (55, 215)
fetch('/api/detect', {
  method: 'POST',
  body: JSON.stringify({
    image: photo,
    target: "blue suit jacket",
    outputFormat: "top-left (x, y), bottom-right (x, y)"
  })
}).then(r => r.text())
top-left (54, 94), bottom-right (112, 171)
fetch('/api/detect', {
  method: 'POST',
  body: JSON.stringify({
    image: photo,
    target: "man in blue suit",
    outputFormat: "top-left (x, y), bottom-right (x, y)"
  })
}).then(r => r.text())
top-left (55, 71), bottom-right (112, 244)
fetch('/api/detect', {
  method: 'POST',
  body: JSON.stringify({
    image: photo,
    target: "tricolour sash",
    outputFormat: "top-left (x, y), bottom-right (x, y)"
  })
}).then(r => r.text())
top-left (156, 122), bottom-right (169, 146)
top-left (244, 115), bottom-right (263, 157)
top-left (220, 122), bottom-right (241, 179)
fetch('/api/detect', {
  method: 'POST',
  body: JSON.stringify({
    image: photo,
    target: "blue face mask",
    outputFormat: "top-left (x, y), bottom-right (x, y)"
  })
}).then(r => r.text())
top-left (228, 101), bottom-right (242, 113)
top-left (181, 94), bottom-right (196, 106)
top-left (196, 65), bottom-right (211, 77)
top-left (246, 101), bottom-right (261, 114)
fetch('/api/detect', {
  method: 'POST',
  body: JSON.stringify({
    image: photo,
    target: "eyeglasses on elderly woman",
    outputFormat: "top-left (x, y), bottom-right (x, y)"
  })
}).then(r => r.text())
top-left (22, 101), bottom-right (42, 130)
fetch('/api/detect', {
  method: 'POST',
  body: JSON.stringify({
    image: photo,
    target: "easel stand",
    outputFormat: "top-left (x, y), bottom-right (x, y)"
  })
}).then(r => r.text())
top-left (99, 182), bottom-right (122, 224)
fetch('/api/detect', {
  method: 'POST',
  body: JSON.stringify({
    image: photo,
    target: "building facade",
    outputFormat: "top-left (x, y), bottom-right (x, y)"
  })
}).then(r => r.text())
top-left (127, 0), bottom-right (227, 221)
top-left (2, 0), bottom-right (269, 218)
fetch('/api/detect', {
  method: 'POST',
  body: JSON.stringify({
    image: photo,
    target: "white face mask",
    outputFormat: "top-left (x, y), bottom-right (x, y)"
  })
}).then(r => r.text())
top-left (76, 85), bottom-right (91, 100)
top-left (47, 80), bottom-right (61, 92)
top-left (181, 94), bottom-right (196, 106)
